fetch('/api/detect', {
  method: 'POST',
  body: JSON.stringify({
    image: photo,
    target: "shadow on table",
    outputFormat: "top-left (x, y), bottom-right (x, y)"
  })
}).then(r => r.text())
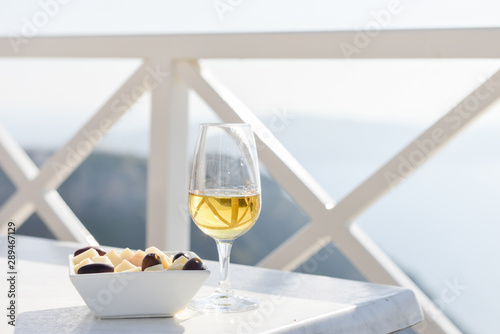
top-left (16, 306), bottom-right (186, 333)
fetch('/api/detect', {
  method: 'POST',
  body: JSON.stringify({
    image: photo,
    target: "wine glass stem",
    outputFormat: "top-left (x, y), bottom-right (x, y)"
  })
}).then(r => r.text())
top-left (215, 240), bottom-right (234, 296)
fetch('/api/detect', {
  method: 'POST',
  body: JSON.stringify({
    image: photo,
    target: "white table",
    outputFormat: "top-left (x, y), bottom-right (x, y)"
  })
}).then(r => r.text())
top-left (1, 235), bottom-right (422, 334)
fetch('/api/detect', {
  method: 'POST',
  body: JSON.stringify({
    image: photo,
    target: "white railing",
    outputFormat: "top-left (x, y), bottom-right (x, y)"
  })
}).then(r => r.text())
top-left (2, 28), bottom-right (499, 333)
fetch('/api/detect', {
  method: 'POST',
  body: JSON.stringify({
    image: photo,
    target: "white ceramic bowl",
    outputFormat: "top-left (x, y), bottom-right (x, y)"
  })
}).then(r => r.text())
top-left (69, 251), bottom-right (210, 318)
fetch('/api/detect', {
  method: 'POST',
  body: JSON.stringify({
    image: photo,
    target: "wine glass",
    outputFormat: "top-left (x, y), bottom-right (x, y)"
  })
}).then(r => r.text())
top-left (188, 123), bottom-right (261, 312)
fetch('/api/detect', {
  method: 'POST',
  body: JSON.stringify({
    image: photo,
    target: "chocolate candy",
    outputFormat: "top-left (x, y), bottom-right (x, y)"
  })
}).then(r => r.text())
top-left (77, 263), bottom-right (114, 274)
top-left (74, 246), bottom-right (106, 257)
top-left (142, 253), bottom-right (162, 271)
top-left (183, 258), bottom-right (207, 271)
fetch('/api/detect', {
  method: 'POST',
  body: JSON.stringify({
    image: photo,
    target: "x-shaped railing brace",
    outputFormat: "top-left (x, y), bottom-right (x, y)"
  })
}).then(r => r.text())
top-left (0, 62), bottom-right (153, 244)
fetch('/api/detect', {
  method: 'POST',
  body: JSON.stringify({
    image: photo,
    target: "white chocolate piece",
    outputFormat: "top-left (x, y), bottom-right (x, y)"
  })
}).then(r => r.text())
top-left (157, 253), bottom-right (170, 268)
top-left (167, 262), bottom-right (184, 271)
top-left (106, 249), bottom-right (123, 267)
top-left (74, 258), bottom-right (93, 273)
top-left (129, 250), bottom-right (146, 267)
top-left (119, 248), bottom-right (135, 261)
top-left (145, 246), bottom-right (163, 255)
top-left (160, 254), bottom-right (172, 269)
top-left (122, 266), bottom-right (141, 273)
top-left (172, 256), bottom-right (189, 267)
top-left (144, 264), bottom-right (164, 272)
top-left (114, 259), bottom-right (137, 273)
top-left (73, 248), bottom-right (99, 265)
top-left (92, 255), bottom-right (113, 266)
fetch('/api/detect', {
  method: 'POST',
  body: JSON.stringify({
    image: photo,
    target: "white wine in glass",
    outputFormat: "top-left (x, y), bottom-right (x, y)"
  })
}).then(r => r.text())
top-left (188, 123), bottom-right (261, 312)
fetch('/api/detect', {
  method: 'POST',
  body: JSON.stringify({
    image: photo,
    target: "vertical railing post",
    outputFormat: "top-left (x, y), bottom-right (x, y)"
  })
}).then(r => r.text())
top-left (146, 58), bottom-right (190, 250)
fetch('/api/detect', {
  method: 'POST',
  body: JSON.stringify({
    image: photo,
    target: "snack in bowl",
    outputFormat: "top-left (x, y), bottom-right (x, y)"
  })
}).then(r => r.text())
top-left (69, 246), bottom-right (210, 318)
top-left (142, 253), bottom-right (162, 271)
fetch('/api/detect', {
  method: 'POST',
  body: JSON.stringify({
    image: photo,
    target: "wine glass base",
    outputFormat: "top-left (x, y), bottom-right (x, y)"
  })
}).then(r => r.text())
top-left (189, 293), bottom-right (259, 313)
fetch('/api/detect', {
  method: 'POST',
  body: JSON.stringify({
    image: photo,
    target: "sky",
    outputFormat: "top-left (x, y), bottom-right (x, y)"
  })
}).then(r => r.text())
top-left (2, 0), bottom-right (500, 34)
top-left (2, 0), bottom-right (500, 151)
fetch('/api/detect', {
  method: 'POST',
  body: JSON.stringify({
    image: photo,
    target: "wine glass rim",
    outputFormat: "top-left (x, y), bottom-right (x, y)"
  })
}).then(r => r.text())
top-left (199, 123), bottom-right (250, 128)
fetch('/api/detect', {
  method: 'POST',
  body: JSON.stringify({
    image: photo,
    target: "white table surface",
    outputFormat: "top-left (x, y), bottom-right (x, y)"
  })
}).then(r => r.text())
top-left (0, 235), bottom-right (423, 334)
